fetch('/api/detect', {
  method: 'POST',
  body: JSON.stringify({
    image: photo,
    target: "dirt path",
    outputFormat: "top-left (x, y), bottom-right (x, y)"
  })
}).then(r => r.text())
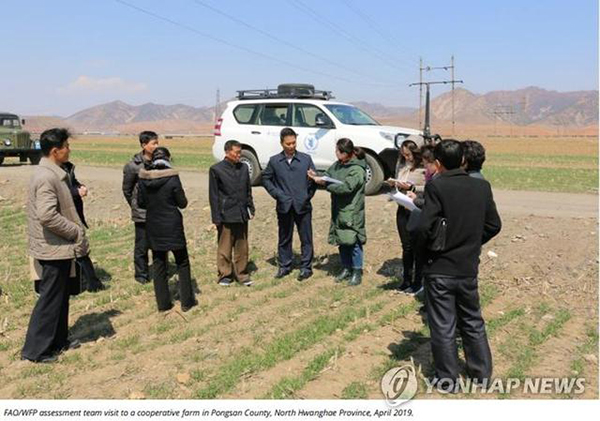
top-left (0, 165), bottom-right (597, 218)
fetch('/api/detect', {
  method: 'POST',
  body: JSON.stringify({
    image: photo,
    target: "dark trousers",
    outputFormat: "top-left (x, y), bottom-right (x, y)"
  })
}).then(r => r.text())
top-left (77, 254), bottom-right (102, 290)
top-left (152, 248), bottom-right (195, 311)
top-left (134, 222), bottom-right (150, 281)
top-left (277, 209), bottom-right (313, 271)
top-left (217, 223), bottom-right (249, 283)
top-left (396, 206), bottom-right (424, 287)
top-left (22, 259), bottom-right (71, 361)
top-left (425, 275), bottom-right (493, 383)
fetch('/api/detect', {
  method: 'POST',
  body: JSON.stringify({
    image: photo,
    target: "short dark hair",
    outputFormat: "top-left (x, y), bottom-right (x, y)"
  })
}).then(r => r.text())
top-left (40, 128), bottom-right (71, 157)
top-left (421, 144), bottom-right (435, 164)
top-left (139, 131), bottom-right (158, 145)
top-left (433, 139), bottom-right (463, 170)
top-left (224, 140), bottom-right (242, 151)
top-left (462, 140), bottom-right (486, 172)
top-left (152, 146), bottom-right (171, 161)
top-left (280, 127), bottom-right (297, 142)
top-left (399, 140), bottom-right (422, 168)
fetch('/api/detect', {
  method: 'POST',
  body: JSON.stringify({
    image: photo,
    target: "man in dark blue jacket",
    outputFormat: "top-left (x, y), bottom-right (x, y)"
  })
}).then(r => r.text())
top-left (419, 139), bottom-right (501, 391)
top-left (262, 128), bottom-right (317, 281)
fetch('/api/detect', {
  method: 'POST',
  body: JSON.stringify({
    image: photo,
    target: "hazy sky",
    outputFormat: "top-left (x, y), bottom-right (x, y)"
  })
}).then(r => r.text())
top-left (1, 0), bottom-right (597, 116)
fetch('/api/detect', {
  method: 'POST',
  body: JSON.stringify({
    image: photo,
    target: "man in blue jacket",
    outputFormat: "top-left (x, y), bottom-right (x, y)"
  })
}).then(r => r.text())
top-left (262, 128), bottom-right (317, 281)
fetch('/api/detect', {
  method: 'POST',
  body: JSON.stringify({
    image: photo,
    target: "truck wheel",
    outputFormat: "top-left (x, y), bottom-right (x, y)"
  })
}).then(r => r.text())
top-left (240, 149), bottom-right (261, 185)
top-left (364, 153), bottom-right (384, 196)
top-left (29, 153), bottom-right (41, 165)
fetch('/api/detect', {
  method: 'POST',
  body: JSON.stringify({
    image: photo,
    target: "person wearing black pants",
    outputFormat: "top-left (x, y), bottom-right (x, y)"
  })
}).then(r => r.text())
top-left (23, 128), bottom-right (88, 363)
top-left (22, 259), bottom-right (71, 361)
top-left (387, 139), bottom-right (426, 295)
top-left (418, 139), bottom-right (501, 389)
top-left (262, 128), bottom-right (317, 281)
top-left (62, 161), bottom-right (105, 292)
top-left (122, 131), bottom-right (159, 284)
top-left (138, 147), bottom-right (197, 312)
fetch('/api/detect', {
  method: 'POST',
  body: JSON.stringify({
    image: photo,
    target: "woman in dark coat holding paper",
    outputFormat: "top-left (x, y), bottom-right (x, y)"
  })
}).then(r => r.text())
top-left (138, 147), bottom-right (197, 312)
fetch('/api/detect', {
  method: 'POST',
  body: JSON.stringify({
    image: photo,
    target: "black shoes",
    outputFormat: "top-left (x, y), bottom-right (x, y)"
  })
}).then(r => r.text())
top-left (335, 268), bottom-right (352, 283)
top-left (347, 269), bottom-right (363, 286)
top-left (135, 276), bottom-right (150, 285)
top-left (181, 299), bottom-right (198, 312)
top-left (398, 280), bottom-right (412, 292)
top-left (297, 270), bottom-right (313, 282)
top-left (275, 268), bottom-right (291, 279)
top-left (22, 354), bottom-right (58, 364)
top-left (87, 282), bottom-right (106, 292)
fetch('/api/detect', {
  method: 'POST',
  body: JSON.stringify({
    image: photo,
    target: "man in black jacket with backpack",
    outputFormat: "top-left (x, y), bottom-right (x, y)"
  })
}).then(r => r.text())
top-left (418, 139), bottom-right (501, 391)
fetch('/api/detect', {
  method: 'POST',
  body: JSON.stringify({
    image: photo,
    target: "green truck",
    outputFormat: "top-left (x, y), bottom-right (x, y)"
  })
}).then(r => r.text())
top-left (0, 113), bottom-right (42, 166)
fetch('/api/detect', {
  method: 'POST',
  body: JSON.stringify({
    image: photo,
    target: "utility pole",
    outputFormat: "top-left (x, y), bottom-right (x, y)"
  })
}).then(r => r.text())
top-left (492, 105), bottom-right (515, 137)
top-left (214, 88), bottom-right (221, 123)
top-left (409, 79), bottom-right (464, 141)
top-left (419, 57), bottom-right (423, 128)
top-left (420, 58), bottom-right (458, 135)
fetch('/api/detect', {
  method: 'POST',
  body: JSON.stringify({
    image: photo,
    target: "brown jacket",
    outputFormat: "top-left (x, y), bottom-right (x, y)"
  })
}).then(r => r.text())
top-left (27, 157), bottom-right (89, 261)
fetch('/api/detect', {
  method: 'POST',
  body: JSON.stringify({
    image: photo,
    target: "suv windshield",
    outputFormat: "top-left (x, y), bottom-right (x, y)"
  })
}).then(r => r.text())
top-left (324, 104), bottom-right (379, 126)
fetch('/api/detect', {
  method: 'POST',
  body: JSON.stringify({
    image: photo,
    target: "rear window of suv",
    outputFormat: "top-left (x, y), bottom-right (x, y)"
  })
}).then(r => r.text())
top-left (233, 104), bottom-right (260, 124)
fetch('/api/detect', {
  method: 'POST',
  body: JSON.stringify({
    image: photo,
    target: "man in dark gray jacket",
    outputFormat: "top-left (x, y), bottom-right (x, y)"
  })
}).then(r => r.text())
top-left (122, 131), bottom-right (158, 284)
top-left (209, 140), bottom-right (255, 287)
top-left (262, 128), bottom-right (317, 281)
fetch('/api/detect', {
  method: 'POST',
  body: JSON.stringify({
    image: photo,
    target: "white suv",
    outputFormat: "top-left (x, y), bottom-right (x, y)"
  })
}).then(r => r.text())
top-left (213, 84), bottom-right (422, 195)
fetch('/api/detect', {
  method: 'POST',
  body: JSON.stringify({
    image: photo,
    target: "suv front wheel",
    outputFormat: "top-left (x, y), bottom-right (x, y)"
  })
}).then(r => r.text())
top-left (364, 153), bottom-right (384, 196)
top-left (240, 149), bottom-right (261, 186)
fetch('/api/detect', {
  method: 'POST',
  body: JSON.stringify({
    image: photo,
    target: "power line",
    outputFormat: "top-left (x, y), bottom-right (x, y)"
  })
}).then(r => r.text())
top-left (191, 0), bottom-right (390, 84)
top-left (114, 0), bottom-right (389, 87)
top-left (288, 0), bottom-right (413, 77)
top-left (341, 0), bottom-right (421, 68)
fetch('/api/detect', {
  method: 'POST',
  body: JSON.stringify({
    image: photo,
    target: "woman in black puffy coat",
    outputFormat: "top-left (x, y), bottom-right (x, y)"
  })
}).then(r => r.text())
top-left (138, 147), bottom-right (197, 312)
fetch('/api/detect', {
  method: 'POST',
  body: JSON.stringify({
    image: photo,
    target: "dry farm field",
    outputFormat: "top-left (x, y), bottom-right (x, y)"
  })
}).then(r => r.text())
top-left (0, 135), bottom-right (597, 399)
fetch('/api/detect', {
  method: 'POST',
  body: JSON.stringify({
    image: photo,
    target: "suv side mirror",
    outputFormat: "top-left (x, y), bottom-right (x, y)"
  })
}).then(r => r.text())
top-left (394, 133), bottom-right (406, 149)
top-left (21, 119), bottom-right (26, 125)
top-left (315, 114), bottom-right (330, 128)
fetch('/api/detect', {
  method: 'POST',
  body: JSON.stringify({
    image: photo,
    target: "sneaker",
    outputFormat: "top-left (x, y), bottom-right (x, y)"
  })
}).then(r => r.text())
top-left (297, 270), bottom-right (313, 282)
top-left (275, 268), bottom-right (291, 279)
top-left (405, 285), bottom-right (424, 296)
top-left (242, 280), bottom-right (253, 287)
top-left (334, 268), bottom-right (352, 283)
top-left (218, 277), bottom-right (233, 286)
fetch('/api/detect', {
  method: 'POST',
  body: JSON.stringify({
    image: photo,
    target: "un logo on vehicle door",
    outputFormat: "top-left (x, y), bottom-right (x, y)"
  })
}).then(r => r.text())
top-left (304, 135), bottom-right (318, 152)
top-left (380, 365), bottom-right (418, 406)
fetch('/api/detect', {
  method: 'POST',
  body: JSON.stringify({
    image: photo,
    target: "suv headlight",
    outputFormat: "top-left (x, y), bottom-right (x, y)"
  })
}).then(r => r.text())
top-left (3, 138), bottom-right (11, 146)
top-left (379, 131), bottom-right (395, 141)
top-left (33, 140), bottom-right (41, 149)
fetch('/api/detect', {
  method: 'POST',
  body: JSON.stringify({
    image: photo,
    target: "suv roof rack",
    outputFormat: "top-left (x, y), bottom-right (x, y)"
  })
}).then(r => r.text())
top-left (236, 88), bottom-right (334, 101)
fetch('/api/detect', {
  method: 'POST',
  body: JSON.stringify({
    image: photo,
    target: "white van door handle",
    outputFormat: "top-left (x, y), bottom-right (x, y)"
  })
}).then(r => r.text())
top-left (251, 131), bottom-right (261, 135)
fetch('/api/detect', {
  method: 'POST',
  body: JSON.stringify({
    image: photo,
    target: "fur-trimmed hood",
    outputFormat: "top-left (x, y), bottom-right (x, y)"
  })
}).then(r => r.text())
top-left (138, 168), bottom-right (179, 190)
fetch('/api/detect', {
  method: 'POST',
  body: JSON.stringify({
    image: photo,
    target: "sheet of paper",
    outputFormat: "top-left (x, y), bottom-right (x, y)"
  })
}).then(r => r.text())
top-left (322, 176), bottom-right (343, 185)
top-left (388, 191), bottom-right (417, 211)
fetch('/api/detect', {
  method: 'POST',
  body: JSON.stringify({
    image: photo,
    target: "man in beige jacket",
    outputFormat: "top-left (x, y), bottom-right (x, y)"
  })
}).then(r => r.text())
top-left (21, 128), bottom-right (89, 363)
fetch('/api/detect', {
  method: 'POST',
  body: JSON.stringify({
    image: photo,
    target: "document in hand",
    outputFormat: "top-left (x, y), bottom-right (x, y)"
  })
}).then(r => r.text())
top-left (388, 191), bottom-right (417, 211)
top-left (322, 176), bottom-right (344, 185)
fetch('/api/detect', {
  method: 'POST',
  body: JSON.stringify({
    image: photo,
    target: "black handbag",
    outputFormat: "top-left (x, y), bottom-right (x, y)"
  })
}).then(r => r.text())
top-left (427, 218), bottom-right (447, 252)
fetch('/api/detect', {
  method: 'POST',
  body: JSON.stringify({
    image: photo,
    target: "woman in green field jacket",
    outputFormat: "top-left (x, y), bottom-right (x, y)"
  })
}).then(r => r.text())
top-left (308, 138), bottom-right (367, 286)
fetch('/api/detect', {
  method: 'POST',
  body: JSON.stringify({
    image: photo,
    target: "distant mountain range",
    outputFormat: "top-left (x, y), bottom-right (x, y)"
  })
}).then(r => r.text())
top-left (23, 87), bottom-right (598, 133)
